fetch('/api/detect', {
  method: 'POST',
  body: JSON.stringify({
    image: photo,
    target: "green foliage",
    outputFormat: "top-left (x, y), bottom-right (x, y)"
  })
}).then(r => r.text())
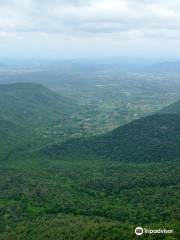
top-left (0, 157), bottom-right (179, 239)
top-left (43, 113), bottom-right (180, 162)
top-left (0, 82), bottom-right (179, 239)
top-left (0, 82), bottom-right (96, 159)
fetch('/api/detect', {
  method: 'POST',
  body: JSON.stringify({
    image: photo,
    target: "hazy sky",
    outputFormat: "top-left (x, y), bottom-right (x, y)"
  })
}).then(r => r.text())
top-left (0, 0), bottom-right (180, 59)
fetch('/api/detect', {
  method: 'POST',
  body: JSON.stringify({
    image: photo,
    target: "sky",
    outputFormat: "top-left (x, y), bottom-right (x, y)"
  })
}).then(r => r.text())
top-left (0, 0), bottom-right (180, 59)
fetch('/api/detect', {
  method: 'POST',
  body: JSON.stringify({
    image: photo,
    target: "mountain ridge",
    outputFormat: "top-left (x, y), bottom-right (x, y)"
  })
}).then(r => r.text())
top-left (0, 82), bottom-right (84, 160)
top-left (42, 107), bottom-right (180, 162)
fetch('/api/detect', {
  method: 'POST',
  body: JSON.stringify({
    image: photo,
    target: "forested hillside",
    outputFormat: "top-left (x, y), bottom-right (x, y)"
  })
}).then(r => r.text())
top-left (0, 82), bottom-right (179, 240)
top-left (43, 113), bottom-right (180, 162)
top-left (0, 82), bottom-right (79, 126)
top-left (0, 83), bottom-right (91, 159)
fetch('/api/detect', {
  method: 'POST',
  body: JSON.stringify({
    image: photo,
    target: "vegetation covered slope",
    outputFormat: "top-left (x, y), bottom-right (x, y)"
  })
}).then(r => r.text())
top-left (160, 99), bottom-right (180, 115)
top-left (43, 113), bottom-right (180, 162)
top-left (0, 82), bottom-right (77, 127)
top-left (0, 82), bottom-right (85, 160)
top-left (0, 82), bottom-right (179, 239)
top-left (0, 157), bottom-right (179, 240)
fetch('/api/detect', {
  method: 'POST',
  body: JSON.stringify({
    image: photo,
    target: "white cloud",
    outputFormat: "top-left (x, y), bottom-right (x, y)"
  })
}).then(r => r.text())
top-left (0, 0), bottom-right (179, 58)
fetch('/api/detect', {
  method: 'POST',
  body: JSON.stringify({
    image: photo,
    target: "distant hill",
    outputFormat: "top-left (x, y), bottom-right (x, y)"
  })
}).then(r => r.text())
top-left (160, 99), bottom-right (180, 115)
top-left (0, 82), bottom-right (77, 127)
top-left (43, 112), bottom-right (180, 162)
top-left (148, 61), bottom-right (180, 73)
top-left (0, 82), bottom-right (82, 159)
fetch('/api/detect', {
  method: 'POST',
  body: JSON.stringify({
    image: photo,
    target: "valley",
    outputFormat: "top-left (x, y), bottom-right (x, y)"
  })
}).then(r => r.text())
top-left (0, 61), bottom-right (180, 240)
